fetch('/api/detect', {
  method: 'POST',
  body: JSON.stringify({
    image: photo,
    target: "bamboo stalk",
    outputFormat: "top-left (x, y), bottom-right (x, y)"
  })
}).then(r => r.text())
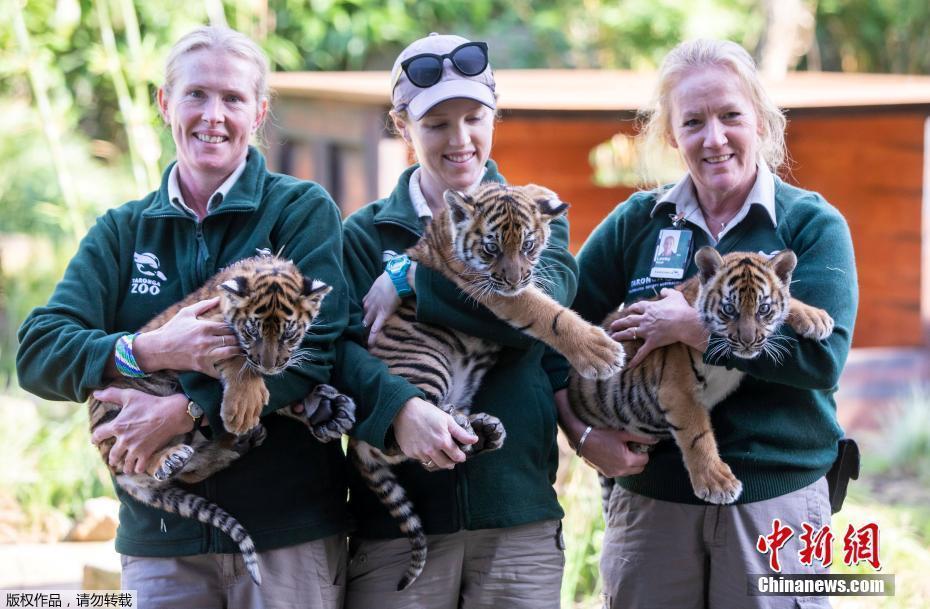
top-left (94, 0), bottom-right (155, 192)
top-left (204, 0), bottom-right (228, 27)
top-left (11, 0), bottom-right (86, 243)
top-left (116, 0), bottom-right (161, 186)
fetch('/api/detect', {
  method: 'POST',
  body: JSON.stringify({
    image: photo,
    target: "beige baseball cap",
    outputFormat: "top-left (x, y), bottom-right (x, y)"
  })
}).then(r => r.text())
top-left (390, 33), bottom-right (496, 120)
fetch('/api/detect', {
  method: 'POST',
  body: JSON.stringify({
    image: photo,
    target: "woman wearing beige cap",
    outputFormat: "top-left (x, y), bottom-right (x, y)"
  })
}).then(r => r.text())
top-left (333, 33), bottom-right (571, 608)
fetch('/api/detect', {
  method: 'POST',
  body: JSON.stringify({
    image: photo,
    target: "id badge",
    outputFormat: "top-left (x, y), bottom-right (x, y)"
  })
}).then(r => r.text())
top-left (650, 228), bottom-right (693, 280)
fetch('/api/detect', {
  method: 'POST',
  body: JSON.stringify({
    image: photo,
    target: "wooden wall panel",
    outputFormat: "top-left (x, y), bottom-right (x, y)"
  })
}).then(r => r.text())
top-left (493, 119), bottom-right (636, 252)
top-left (785, 112), bottom-right (925, 348)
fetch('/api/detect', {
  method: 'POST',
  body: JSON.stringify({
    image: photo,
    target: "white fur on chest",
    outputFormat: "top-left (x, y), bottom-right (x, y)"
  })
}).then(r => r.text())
top-left (696, 360), bottom-right (746, 410)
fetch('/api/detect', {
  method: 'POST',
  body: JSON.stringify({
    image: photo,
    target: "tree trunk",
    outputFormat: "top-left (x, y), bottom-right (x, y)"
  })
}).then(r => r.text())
top-left (757, 0), bottom-right (818, 79)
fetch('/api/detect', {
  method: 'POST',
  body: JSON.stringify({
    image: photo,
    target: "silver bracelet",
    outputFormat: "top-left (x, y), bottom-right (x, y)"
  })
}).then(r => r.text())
top-left (575, 425), bottom-right (593, 457)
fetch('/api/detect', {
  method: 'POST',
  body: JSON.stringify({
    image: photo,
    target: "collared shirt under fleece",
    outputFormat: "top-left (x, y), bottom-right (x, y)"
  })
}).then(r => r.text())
top-left (334, 161), bottom-right (573, 537)
top-left (548, 171), bottom-right (858, 505)
top-left (17, 148), bottom-right (351, 556)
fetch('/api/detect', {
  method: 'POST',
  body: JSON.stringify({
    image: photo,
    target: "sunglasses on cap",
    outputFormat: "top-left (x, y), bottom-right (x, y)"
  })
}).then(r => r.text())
top-left (393, 41), bottom-right (489, 90)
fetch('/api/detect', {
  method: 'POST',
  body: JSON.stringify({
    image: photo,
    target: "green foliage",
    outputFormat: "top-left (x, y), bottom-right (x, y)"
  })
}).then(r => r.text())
top-left (559, 456), bottom-right (605, 606)
top-left (831, 500), bottom-right (930, 607)
top-left (0, 391), bottom-right (113, 536)
top-left (814, 0), bottom-right (930, 73)
top-left (0, 100), bottom-right (136, 238)
top-left (862, 387), bottom-right (930, 485)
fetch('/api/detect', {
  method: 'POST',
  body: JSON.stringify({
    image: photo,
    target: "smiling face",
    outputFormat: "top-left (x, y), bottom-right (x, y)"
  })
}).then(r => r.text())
top-left (668, 65), bottom-right (762, 207)
top-left (157, 48), bottom-right (267, 187)
top-left (394, 98), bottom-right (493, 205)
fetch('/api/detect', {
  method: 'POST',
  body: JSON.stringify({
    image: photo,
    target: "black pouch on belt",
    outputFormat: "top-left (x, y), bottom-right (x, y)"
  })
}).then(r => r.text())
top-left (826, 438), bottom-right (860, 514)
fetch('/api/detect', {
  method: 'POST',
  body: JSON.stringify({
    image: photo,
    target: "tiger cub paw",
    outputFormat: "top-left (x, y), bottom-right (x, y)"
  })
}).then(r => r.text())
top-left (231, 425), bottom-right (268, 455)
top-left (691, 460), bottom-right (743, 505)
top-left (571, 326), bottom-right (625, 380)
top-left (790, 305), bottom-right (835, 340)
top-left (289, 384), bottom-right (357, 442)
top-left (153, 445), bottom-right (195, 482)
top-left (221, 381), bottom-right (269, 435)
top-left (465, 412), bottom-right (506, 456)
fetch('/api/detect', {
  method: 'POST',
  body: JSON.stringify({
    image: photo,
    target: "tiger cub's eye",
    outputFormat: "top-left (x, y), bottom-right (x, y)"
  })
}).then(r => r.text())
top-left (483, 242), bottom-right (499, 255)
top-left (521, 239), bottom-right (535, 253)
top-left (758, 303), bottom-right (771, 315)
top-left (722, 303), bottom-right (737, 316)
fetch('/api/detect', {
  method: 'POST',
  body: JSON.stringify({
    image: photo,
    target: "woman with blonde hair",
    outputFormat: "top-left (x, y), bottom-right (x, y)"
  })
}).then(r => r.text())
top-left (557, 38), bottom-right (857, 608)
top-left (18, 26), bottom-right (349, 608)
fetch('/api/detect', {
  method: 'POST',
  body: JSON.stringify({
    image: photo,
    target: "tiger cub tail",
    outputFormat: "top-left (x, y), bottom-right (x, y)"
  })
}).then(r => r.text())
top-left (349, 442), bottom-right (426, 591)
top-left (117, 475), bottom-right (261, 585)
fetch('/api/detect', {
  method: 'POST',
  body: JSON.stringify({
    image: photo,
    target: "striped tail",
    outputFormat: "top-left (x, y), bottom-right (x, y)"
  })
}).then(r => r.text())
top-left (396, 510), bottom-right (427, 591)
top-left (350, 446), bottom-right (427, 591)
top-left (117, 475), bottom-right (262, 585)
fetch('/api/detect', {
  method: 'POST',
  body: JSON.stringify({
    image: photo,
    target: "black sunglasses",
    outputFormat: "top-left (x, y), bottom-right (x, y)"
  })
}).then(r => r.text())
top-left (394, 42), bottom-right (489, 89)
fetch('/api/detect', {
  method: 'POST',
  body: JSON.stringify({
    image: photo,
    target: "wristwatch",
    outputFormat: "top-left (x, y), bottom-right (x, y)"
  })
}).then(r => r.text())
top-left (385, 254), bottom-right (413, 297)
top-left (186, 398), bottom-right (204, 432)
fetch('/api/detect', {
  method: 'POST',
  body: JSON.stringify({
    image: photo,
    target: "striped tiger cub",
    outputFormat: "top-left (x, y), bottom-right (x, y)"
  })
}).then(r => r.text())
top-left (568, 247), bottom-right (834, 507)
top-left (89, 254), bottom-right (356, 584)
top-left (350, 183), bottom-right (625, 591)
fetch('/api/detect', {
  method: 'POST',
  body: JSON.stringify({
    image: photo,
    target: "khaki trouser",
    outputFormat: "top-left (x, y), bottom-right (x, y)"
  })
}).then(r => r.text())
top-left (600, 478), bottom-right (832, 609)
top-left (120, 534), bottom-right (346, 609)
top-left (345, 519), bottom-right (565, 609)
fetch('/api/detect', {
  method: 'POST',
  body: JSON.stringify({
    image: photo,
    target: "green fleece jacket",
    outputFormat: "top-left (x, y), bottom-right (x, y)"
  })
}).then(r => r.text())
top-left (568, 177), bottom-right (857, 504)
top-left (334, 162), bottom-right (575, 537)
top-left (17, 148), bottom-right (350, 555)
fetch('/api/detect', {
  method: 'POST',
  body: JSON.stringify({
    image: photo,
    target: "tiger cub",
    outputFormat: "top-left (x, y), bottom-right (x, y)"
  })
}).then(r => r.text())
top-left (89, 254), bottom-right (356, 584)
top-left (350, 183), bottom-right (625, 591)
top-left (568, 247), bottom-right (834, 507)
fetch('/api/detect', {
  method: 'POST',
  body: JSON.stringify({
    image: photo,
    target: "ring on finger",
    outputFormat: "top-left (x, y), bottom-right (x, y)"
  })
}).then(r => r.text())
top-left (221, 336), bottom-right (227, 347)
top-left (422, 459), bottom-right (434, 468)
top-left (632, 327), bottom-right (637, 340)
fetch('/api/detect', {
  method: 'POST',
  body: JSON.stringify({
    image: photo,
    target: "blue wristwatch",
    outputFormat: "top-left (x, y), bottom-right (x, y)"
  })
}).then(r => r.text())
top-left (385, 254), bottom-right (413, 297)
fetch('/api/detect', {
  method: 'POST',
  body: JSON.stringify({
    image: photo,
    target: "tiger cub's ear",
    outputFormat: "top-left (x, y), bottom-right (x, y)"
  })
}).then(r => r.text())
top-left (769, 250), bottom-right (798, 285)
top-left (220, 276), bottom-right (249, 301)
top-left (524, 184), bottom-right (569, 219)
top-left (443, 189), bottom-right (475, 224)
top-left (301, 278), bottom-right (332, 311)
top-left (694, 246), bottom-right (724, 283)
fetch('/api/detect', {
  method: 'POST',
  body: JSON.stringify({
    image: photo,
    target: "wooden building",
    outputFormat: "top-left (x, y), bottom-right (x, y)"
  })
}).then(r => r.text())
top-left (267, 69), bottom-right (930, 356)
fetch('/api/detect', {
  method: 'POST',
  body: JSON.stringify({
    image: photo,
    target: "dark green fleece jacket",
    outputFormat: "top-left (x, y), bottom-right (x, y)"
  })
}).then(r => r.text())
top-left (566, 177), bottom-right (857, 504)
top-left (17, 148), bottom-right (350, 555)
top-left (334, 162), bottom-right (575, 537)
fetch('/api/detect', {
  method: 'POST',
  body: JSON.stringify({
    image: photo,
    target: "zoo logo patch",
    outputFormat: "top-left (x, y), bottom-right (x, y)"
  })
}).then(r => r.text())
top-left (131, 252), bottom-right (166, 296)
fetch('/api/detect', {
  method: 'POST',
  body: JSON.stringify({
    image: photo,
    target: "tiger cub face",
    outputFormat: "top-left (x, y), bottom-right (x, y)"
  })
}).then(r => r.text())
top-left (694, 247), bottom-right (796, 360)
top-left (219, 257), bottom-right (332, 374)
top-left (443, 183), bottom-right (568, 296)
